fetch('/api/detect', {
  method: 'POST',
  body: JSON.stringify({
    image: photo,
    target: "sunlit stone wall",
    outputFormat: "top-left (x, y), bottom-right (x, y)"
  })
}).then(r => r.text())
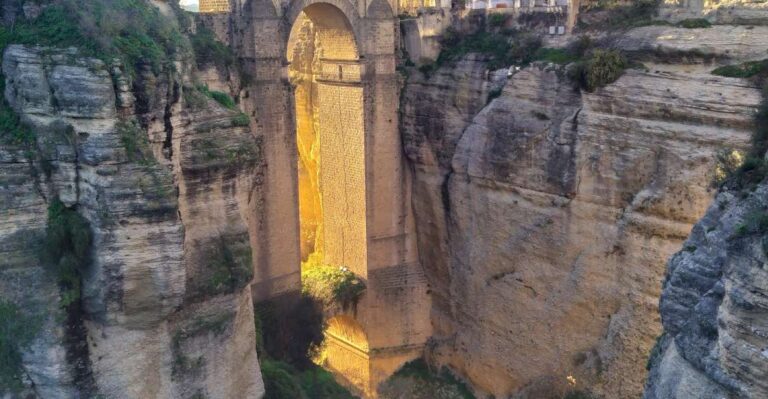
top-left (317, 83), bottom-right (367, 277)
top-left (199, 0), bottom-right (230, 13)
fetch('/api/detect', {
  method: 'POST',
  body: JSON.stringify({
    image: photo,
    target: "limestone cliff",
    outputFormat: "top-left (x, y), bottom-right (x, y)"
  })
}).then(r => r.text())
top-left (402, 25), bottom-right (765, 398)
top-left (643, 178), bottom-right (768, 399)
top-left (0, 42), bottom-right (263, 398)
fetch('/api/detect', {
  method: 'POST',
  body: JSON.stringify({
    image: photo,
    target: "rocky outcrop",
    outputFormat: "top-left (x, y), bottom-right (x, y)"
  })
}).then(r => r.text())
top-left (403, 27), bottom-right (764, 398)
top-left (644, 178), bottom-right (768, 399)
top-left (0, 44), bottom-right (264, 398)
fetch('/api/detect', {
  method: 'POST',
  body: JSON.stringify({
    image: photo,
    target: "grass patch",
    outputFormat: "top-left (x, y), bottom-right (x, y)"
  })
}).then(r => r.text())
top-left (301, 256), bottom-right (366, 310)
top-left (45, 198), bottom-right (92, 308)
top-left (0, 301), bottom-right (39, 393)
top-left (711, 59), bottom-right (768, 79)
top-left (533, 47), bottom-right (581, 65)
top-left (678, 18), bottom-right (711, 29)
top-left (196, 85), bottom-right (237, 109)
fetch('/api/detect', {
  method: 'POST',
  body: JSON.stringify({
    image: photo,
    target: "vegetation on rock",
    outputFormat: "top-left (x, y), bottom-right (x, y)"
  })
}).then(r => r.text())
top-left (569, 49), bottom-right (628, 92)
top-left (205, 237), bottom-right (254, 296)
top-left (45, 198), bottom-right (92, 308)
top-left (0, 27), bottom-right (34, 147)
top-left (379, 359), bottom-right (475, 399)
top-left (190, 26), bottom-right (235, 69)
top-left (720, 81), bottom-right (768, 191)
top-left (301, 256), bottom-right (366, 310)
top-left (435, 27), bottom-right (543, 70)
top-left (712, 59), bottom-right (768, 79)
top-left (118, 119), bottom-right (155, 165)
top-left (255, 301), bottom-right (357, 399)
top-left (261, 358), bottom-right (358, 399)
top-left (3, 0), bottom-right (188, 77)
top-left (0, 301), bottom-right (38, 393)
top-left (578, 0), bottom-right (662, 30)
top-left (678, 18), bottom-right (712, 29)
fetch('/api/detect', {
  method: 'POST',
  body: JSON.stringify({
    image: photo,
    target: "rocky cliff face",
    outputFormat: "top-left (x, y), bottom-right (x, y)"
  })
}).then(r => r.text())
top-left (402, 25), bottom-right (766, 398)
top-left (0, 43), bottom-right (264, 398)
top-left (643, 181), bottom-right (768, 399)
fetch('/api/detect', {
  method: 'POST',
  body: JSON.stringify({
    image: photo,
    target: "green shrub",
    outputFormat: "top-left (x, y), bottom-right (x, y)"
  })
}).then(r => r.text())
top-left (0, 99), bottom-right (33, 146)
top-left (262, 359), bottom-right (305, 399)
top-left (298, 367), bottom-right (357, 399)
top-left (190, 26), bottom-right (235, 68)
top-left (678, 18), bottom-right (711, 28)
top-left (118, 119), bottom-right (155, 165)
top-left (45, 198), bottom-right (92, 308)
top-left (232, 113), bottom-right (250, 127)
top-left (712, 59), bottom-right (768, 79)
top-left (206, 237), bottom-right (253, 295)
top-left (301, 263), bottom-right (366, 310)
top-left (5, 0), bottom-right (188, 77)
top-left (0, 301), bottom-right (38, 393)
top-left (723, 86), bottom-right (768, 189)
top-left (571, 49), bottom-right (627, 92)
top-left (435, 28), bottom-right (543, 71)
top-left (488, 13), bottom-right (508, 28)
top-left (261, 359), bottom-right (357, 399)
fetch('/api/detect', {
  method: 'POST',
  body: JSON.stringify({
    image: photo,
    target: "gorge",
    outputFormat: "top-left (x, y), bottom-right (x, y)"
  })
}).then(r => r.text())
top-left (1, 0), bottom-right (768, 398)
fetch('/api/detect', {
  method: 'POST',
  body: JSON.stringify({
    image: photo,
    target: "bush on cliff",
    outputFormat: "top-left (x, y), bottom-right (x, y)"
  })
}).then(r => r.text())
top-left (45, 198), bottom-right (92, 308)
top-left (190, 26), bottom-right (235, 68)
top-left (0, 301), bottom-right (38, 393)
top-left (569, 49), bottom-right (627, 92)
top-left (712, 59), bottom-right (768, 79)
top-left (5, 0), bottom-right (188, 76)
top-left (301, 258), bottom-right (366, 310)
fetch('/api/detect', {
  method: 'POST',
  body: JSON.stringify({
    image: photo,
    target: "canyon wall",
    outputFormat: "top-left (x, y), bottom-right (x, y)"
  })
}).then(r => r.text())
top-left (402, 26), bottom-right (767, 398)
top-left (0, 42), bottom-right (264, 398)
top-left (643, 164), bottom-right (768, 399)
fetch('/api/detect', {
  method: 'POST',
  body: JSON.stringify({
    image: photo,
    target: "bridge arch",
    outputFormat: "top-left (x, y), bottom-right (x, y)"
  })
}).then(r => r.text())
top-left (239, 0), bottom-right (431, 394)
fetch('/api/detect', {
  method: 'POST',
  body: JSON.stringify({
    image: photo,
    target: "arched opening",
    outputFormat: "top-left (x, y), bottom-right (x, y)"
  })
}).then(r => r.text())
top-left (287, 3), bottom-right (367, 277)
top-left (287, 3), bottom-right (371, 392)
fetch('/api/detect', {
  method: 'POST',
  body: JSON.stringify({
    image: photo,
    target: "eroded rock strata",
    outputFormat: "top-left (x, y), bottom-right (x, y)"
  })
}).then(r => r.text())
top-left (0, 43), bottom-right (264, 398)
top-left (402, 26), bottom-right (764, 398)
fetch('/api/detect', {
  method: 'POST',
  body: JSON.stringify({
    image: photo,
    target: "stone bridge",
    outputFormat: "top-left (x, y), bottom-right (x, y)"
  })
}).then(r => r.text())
top-left (198, 0), bottom-right (433, 395)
